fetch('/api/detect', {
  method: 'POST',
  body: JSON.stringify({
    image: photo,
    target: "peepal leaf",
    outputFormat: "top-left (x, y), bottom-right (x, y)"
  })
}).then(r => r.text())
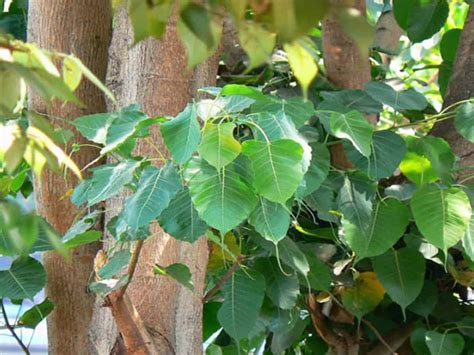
top-left (242, 139), bottom-right (304, 203)
top-left (343, 198), bottom-right (409, 259)
top-left (364, 81), bottom-right (428, 111)
top-left (0, 257), bottom-right (46, 300)
top-left (373, 248), bottom-right (425, 312)
top-left (17, 299), bottom-right (54, 329)
top-left (297, 142), bottom-right (330, 197)
top-left (158, 187), bottom-right (208, 243)
top-left (248, 197), bottom-right (291, 245)
top-left (217, 269), bottom-right (265, 340)
top-left (160, 104), bottom-right (201, 164)
top-left (345, 130), bottom-right (406, 180)
top-left (198, 122), bottom-right (241, 169)
top-left (425, 331), bottom-right (465, 355)
top-left (188, 159), bottom-right (257, 233)
top-left (153, 263), bottom-right (194, 291)
top-left (283, 39), bottom-right (318, 97)
top-left (123, 162), bottom-right (181, 229)
top-left (329, 110), bottom-right (373, 157)
top-left (341, 272), bottom-right (385, 319)
top-left (411, 185), bottom-right (472, 254)
top-left (86, 160), bottom-right (141, 206)
top-left (455, 102), bottom-right (474, 143)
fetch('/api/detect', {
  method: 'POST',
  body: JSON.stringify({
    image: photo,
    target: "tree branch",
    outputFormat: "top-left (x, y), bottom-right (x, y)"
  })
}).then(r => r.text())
top-left (1, 300), bottom-right (30, 355)
top-left (114, 240), bottom-right (144, 299)
top-left (203, 256), bottom-right (243, 303)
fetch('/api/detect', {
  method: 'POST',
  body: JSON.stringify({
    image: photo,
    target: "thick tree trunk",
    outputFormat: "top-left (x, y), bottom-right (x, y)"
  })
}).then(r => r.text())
top-left (27, 1), bottom-right (113, 354)
top-left (432, 4), bottom-right (474, 168)
top-left (104, 8), bottom-right (219, 354)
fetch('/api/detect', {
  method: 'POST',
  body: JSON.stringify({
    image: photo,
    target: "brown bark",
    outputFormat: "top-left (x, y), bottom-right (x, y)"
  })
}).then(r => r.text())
top-left (431, 4), bottom-right (474, 168)
top-left (103, 8), bottom-right (220, 354)
top-left (27, 1), bottom-right (113, 354)
top-left (323, 0), bottom-right (374, 170)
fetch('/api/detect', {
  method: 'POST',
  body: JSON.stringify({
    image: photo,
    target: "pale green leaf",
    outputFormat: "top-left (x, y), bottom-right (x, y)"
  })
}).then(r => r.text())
top-left (242, 139), bottom-right (304, 204)
top-left (153, 263), bottom-right (194, 291)
top-left (98, 249), bottom-right (131, 279)
top-left (283, 39), bottom-right (318, 97)
top-left (198, 122), bottom-right (241, 169)
top-left (188, 159), bottom-right (257, 233)
top-left (411, 185), bottom-right (472, 254)
top-left (238, 21), bottom-right (276, 69)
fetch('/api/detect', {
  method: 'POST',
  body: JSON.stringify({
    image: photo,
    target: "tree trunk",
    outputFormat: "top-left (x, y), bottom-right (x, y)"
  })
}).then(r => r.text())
top-left (432, 4), bottom-right (474, 168)
top-left (27, 1), bottom-right (112, 354)
top-left (104, 8), bottom-right (220, 354)
top-left (322, 0), bottom-right (374, 170)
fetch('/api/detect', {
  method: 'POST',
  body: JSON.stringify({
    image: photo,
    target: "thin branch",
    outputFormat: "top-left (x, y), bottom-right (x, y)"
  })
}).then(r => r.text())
top-left (361, 318), bottom-right (396, 355)
top-left (1, 300), bottom-right (30, 355)
top-left (115, 240), bottom-right (144, 300)
top-left (203, 256), bottom-right (244, 303)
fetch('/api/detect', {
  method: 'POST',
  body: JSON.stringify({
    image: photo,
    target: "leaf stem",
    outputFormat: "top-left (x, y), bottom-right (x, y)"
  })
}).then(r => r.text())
top-left (114, 240), bottom-right (144, 300)
top-left (1, 300), bottom-right (30, 355)
top-left (203, 255), bottom-right (244, 303)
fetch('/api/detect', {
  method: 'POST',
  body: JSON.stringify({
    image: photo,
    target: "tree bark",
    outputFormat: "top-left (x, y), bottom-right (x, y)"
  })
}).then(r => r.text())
top-left (27, 1), bottom-right (113, 354)
top-left (431, 4), bottom-right (474, 168)
top-left (103, 8), bottom-right (219, 354)
top-left (322, 0), bottom-right (374, 170)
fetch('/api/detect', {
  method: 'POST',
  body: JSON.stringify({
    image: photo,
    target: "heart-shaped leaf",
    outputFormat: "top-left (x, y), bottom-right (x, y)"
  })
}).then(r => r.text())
top-left (198, 122), bottom-right (241, 169)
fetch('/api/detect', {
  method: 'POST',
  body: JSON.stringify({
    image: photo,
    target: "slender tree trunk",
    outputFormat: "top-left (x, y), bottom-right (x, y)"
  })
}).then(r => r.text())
top-left (27, 1), bottom-right (112, 354)
top-left (432, 4), bottom-right (474, 168)
top-left (104, 8), bottom-right (219, 354)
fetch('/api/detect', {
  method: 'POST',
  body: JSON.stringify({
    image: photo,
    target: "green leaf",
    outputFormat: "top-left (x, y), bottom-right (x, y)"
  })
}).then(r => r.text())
top-left (406, 0), bottom-right (449, 43)
top-left (248, 197), bottom-right (290, 245)
top-left (98, 249), bottom-right (131, 279)
top-left (242, 139), bottom-right (304, 203)
top-left (455, 102), bottom-right (474, 143)
top-left (345, 131), bottom-right (406, 180)
top-left (198, 122), bottom-right (241, 169)
top-left (160, 104), bottom-right (200, 164)
top-left (440, 29), bottom-right (462, 63)
top-left (0, 201), bottom-right (38, 255)
top-left (320, 89), bottom-right (383, 114)
top-left (62, 55), bottom-right (82, 91)
top-left (364, 81), bottom-right (428, 111)
top-left (127, 0), bottom-right (173, 42)
top-left (411, 185), bottom-right (472, 254)
top-left (153, 263), bottom-right (194, 291)
top-left (425, 331), bottom-right (465, 355)
top-left (238, 21), bottom-right (276, 69)
top-left (71, 113), bottom-right (114, 144)
top-left (157, 187), bottom-right (208, 243)
top-left (123, 163), bottom-right (181, 229)
top-left (337, 7), bottom-right (374, 56)
top-left (329, 110), bottom-right (374, 157)
top-left (0, 257), bottom-right (46, 300)
top-left (62, 210), bottom-right (101, 243)
top-left (217, 269), bottom-right (265, 340)
top-left (86, 160), bottom-right (141, 206)
top-left (341, 272), bottom-right (385, 319)
top-left (251, 96), bottom-right (315, 129)
top-left (411, 327), bottom-right (431, 355)
top-left (63, 230), bottom-right (102, 249)
top-left (89, 275), bottom-right (129, 297)
top-left (283, 39), bottom-right (318, 97)
top-left (297, 142), bottom-right (330, 197)
top-left (343, 198), bottom-right (409, 259)
top-left (373, 248), bottom-right (425, 312)
top-left (17, 298), bottom-right (54, 329)
top-left (337, 173), bottom-right (377, 234)
top-left (407, 281), bottom-right (438, 318)
top-left (400, 152), bottom-right (438, 186)
top-left (306, 253), bottom-right (332, 291)
top-left (188, 159), bottom-right (257, 233)
top-left (254, 257), bottom-right (299, 309)
top-left (463, 213), bottom-right (474, 261)
top-left (180, 3), bottom-right (215, 48)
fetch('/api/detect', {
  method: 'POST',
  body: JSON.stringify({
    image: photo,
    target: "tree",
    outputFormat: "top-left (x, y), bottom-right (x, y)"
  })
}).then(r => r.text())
top-left (1, 1), bottom-right (474, 354)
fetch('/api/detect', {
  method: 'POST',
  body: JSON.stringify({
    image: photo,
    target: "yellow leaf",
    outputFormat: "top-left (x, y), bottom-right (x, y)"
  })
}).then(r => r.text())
top-left (341, 272), bottom-right (385, 319)
top-left (62, 56), bottom-right (83, 92)
top-left (207, 231), bottom-right (241, 271)
top-left (283, 38), bottom-right (318, 98)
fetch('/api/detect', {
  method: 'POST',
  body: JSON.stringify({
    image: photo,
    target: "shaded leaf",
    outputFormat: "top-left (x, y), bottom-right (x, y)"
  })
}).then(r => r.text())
top-left (0, 257), bottom-right (46, 300)
top-left (17, 298), bottom-right (54, 329)
top-left (364, 81), bottom-right (428, 111)
top-left (153, 263), bottom-right (194, 291)
top-left (425, 331), bottom-right (465, 355)
top-left (248, 197), bottom-right (290, 245)
top-left (341, 272), bottom-right (385, 319)
top-left (455, 102), bottom-right (474, 143)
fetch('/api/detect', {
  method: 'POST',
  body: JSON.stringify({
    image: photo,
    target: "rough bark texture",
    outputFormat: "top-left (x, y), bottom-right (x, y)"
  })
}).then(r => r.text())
top-left (432, 4), bottom-right (474, 168)
top-left (104, 8), bottom-right (219, 354)
top-left (322, 0), bottom-right (374, 170)
top-left (27, 1), bottom-right (113, 354)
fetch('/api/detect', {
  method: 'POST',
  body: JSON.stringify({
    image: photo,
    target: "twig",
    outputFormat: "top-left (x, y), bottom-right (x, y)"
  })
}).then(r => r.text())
top-left (203, 256), bottom-right (244, 303)
top-left (1, 300), bottom-right (30, 355)
top-left (362, 318), bottom-right (396, 355)
top-left (115, 240), bottom-right (144, 300)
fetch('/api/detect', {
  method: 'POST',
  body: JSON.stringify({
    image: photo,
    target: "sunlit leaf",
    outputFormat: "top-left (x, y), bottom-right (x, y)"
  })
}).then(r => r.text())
top-left (283, 39), bottom-right (318, 97)
top-left (238, 21), bottom-right (276, 69)
top-left (198, 122), bottom-right (241, 169)
top-left (248, 197), bottom-right (290, 245)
